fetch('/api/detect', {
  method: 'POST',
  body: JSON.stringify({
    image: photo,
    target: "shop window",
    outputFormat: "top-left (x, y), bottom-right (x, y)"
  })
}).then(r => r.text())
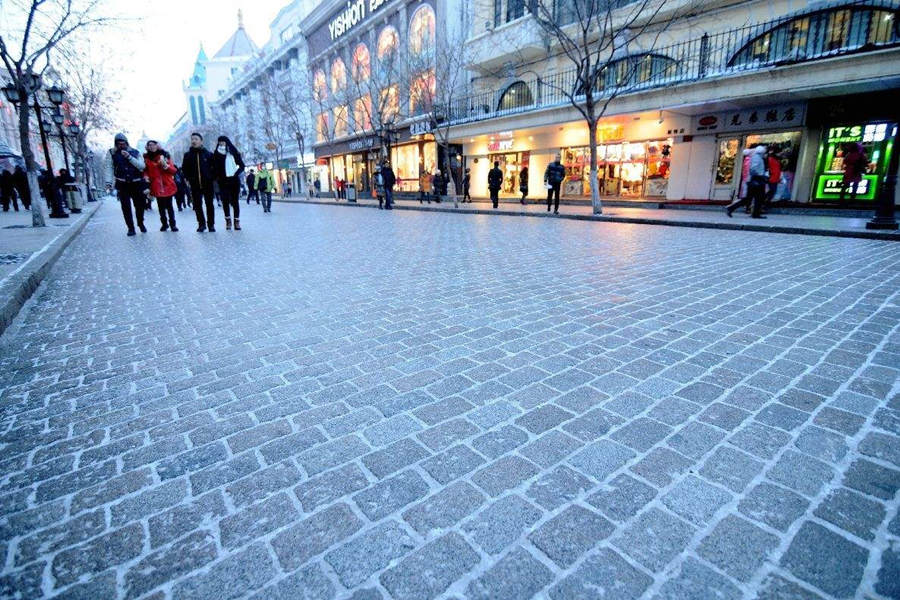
top-left (331, 58), bottom-right (347, 94)
top-left (377, 26), bottom-right (400, 81)
top-left (333, 105), bottom-right (349, 138)
top-left (497, 81), bottom-right (534, 111)
top-left (352, 44), bottom-right (371, 83)
top-left (409, 5), bottom-right (436, 63)
top-left (354, 96), bottom-right (372, 132)
top-left (379, 85), bottom-right (400, 122)
top-left (715, 138), bottom-right (739, 185)
top-left (728, 6), bottom-right (900, 68)
top-left (409, 70), bottom-right (435, 116)
top-left (316, 112), bottom-right (331, 143)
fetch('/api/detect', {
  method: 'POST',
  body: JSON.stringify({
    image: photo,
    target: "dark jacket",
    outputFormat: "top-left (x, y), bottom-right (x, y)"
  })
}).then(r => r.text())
top-left (245, 173), bottom-right (256, 190)
top-left (0, 171), bottom-right (14, 197)
top-left (519, 167), bottom-right (529, 193)
top-left (488, 167), bottom-right (503, 191)
top-left (212, 138), bottom-right (245, 181)
top-left (462, 173), bottom-right (470, 191)
top-left (433, 173), bottom-right (447, 195)
top-left (544, 161), bottom-right (565, 186)
top-left (381, 166), bottom-right (396, 188)
top-left (181, 147), bottom-right (214, 188)
top-left (13, 167), bottom-right (29, 199)
top-left (109, 147), bottom-right (144, 185)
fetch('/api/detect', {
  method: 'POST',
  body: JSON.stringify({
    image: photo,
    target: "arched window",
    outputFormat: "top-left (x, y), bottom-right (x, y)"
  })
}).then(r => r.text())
top-left (354, 95), bottom-right (372, 132)
top-left (380, 85), bottom-right (399, 122)
top-left (728, 5), bottom-right (899, 68)
top-left (198, 96), bottom-right (206, 124)
top-left (409, 5), bottom-right (436, 61)
top-left (497, 81), bottom-right (533, 111)
top-left (331, 58), bottom-right (347, 94)
top-left (189, 96), bottom-right (198, 125)
top-left (352, 43), bottom-right (371, 82)
top-left (313, 69), bottom-right (327, 102)
top-left (333, 105), bottom-right (349, 137)
top-left (377, 26), bottom-right (400, 80)
top-left (409, 69), bottom-right (435, 116)
top-left (316, 112), bottom-right (330, 143)
top-left (593, 54), bottom-right (678, 93)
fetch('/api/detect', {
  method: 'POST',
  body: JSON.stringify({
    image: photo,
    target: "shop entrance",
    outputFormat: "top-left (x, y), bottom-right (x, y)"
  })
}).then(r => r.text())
top-left (489, 152), bottom-right (529, 196)
top-left (562, 140), bottom-right (671, 198)
top-left (712, 131), bottom-right (801, 202)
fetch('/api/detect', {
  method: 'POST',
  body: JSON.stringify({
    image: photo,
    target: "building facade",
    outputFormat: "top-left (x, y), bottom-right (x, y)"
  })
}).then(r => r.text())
top-left (446, 0), bottom-right (900, 207)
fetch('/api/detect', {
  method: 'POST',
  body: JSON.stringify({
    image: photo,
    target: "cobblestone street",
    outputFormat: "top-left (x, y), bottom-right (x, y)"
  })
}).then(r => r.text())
top-left (1, 200), bottom-right (899, 599)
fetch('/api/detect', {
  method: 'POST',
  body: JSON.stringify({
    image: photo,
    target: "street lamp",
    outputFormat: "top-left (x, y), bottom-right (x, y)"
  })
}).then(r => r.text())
top-left (46, 85), bottom-right (65, 106)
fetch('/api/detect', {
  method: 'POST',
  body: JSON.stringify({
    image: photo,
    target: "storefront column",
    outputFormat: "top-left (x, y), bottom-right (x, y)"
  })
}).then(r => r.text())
top-left (793, 127), bottom-right (821, 203)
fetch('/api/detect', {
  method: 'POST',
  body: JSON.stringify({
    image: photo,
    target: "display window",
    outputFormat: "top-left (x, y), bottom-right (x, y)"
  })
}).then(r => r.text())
top-left (409, 5), bottom-right (436, 60)
top-left (353, 96), bottom-right (372, 133)
top-left (330, 58), bottom-right (347, 94)
top-left (488, 151), bottom-right (530, 196)
top-left (379, 86), bottom-right (400, 122)
top-left (561, 138), bottom-right (671, 197)
top-left (409, 70), bottom-right (435, 116)
top-left (313, 70), bottom-right (327, 102)
top-left (351, 44), bottom-right (371, 83)
top-left (740, 131), bottom-right (801, 201)
top-left (813, 122), bottom-right (896, 202)
top-left (391, 143), bottom-right (420, 192)
top-left (333, 106), bottom-right (349, 138)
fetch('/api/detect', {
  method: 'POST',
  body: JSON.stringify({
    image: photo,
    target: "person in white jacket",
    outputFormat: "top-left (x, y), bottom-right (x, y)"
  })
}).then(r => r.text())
top-left (212, 136), bottom-right (245, 230)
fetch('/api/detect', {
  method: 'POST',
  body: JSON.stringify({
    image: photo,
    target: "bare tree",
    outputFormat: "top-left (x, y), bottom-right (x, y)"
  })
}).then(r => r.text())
top-left (267, 68), bottom-right (314, 195)
top-left (524, 0), bottom-right (679, 214)
top-left (0, 0), bottom-right (110, 226)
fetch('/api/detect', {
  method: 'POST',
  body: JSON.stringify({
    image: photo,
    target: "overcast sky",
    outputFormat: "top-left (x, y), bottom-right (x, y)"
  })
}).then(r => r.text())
top-left (99, 0), bottom-right (289, 145)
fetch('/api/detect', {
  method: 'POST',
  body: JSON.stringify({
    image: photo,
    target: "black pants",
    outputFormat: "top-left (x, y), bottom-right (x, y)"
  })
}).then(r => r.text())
top-left (117, 181), bottom-right (145, 232)
top-left (189, 182), bottom-right (215, 229)
top-left (221, 177), bottom-right (240, 219)
top-left (247, 189), bottom-right (258, 204)
top-left (546, 184), bottom-right (561, 212)
top-left (157, 196), bottom-right (176, 228)
top-left (463, 188), bottom-right (470, 202)
top-left (16, 187), bottom-right (30, 210)
top-left (175, 191), bottom-right (186, 211)
top-left (1, 193), bottom-right (17, 211)
top-left (727, 181), bottom-right (765, 217)
top-left (261, 191), bottom-right (272, 212)
top-left (489, 188), bottom-right (499, 208)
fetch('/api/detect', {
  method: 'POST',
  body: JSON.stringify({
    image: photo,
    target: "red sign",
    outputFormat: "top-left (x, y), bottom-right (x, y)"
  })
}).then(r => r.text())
top-left (698, 115), bottom-right (717, 127)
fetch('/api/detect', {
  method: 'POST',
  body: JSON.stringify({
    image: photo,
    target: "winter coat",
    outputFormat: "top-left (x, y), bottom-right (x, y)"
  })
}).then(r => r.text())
top-left (519, 167), bottom-right (529, 193)
top-left (144, 151), bottom-right (178, 198)
top-left (245, 173), bottom-right (256, 190)
top-left (842, 143), bottom-right (867, 184)
top-left (462, 173), bottom-right (470, 192)
top-left (748, 147), bottom-right (767, 185)
top-left (381, 166), bottom-right (396, 188)
top-left (181, 147), bottom-right (214, 188)
top-left (212, 145), bottom-right (245, 181)
top-left (1, 171), bottom-right (15, 197)
top-left (544, 161), bottom-right (565, 186)
top-left (256, 169), bottom-right (275, 192)
top-left (13, 167), bottom-right (29, 199)
top-left (432, 173), bottom-right (447, 195)
top-left (419, 173), bottom-right (430, 192)
top-left (487, 167), bottom-right (503, 191)
top-left (767, 156), bottom-right (781, 185)
top-left (109, 147), bottom-right (145, 186)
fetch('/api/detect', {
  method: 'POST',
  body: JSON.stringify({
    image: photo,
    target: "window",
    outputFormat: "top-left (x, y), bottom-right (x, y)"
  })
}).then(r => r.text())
top-left (409, 5), bottom-right (436, 61)
top-left (380, 85), bottom-right (400, 122)
top-left (313, 69), bottom-right (328, 102)
top-left (352, 44), bottom-right (371, 82)
top-left (409, 69), bottom-right (436, 116)
top-left (507, 0), bottom-right (525, 22)
top-left (189, 96), bottom-right (198, 125)
top-left (590, 54), bottom-right (677, 93)
top-left (728, 6), bottom-right (900, 67)
top-left (333, 105), bottom-right (349, 137)
top-left (331, 58), bottom-right (347, 94)
top-left (316, 112), bottom-right (331, 143)
top-left (198, 96), bottom-right (206, 124)
top-left (497, 81), bottom-right (533, 111)
top-left (377, 26), bottom-right (400, 79)
top-left (354, 96), bottom-right (372, 132)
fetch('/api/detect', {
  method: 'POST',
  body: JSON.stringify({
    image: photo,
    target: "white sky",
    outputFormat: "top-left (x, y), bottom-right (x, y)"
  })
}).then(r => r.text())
top-left (96, 0), bottom-right (290, 145)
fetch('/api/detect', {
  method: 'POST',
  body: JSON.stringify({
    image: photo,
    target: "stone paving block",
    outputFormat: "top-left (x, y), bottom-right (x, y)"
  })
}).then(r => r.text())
top-left (794, 425), bottom-right (849, 462)
top-left (14, 509), bottom-right (105, 567)
top-left (52, 523), bottom-right (144, 587)
top-left (562, 408), bottom-right (625, 441)
top-left (110, 477), bottom-right (189, 527)
top-left (190, 452), bottom-right (261, 495)
top-left (294, 463), bottom-right (369, 513)
top-left (471, 424), bottom-right (529, 459)
top-left (519, 429), bottom-right (582, 467)
top-left (173, 542), bottom-right (276, 600)
top-left (813, 487), bottom-right (885, 541)
top-left (403, 481), bottom-right (485, 534)
top-left (227, 419), bottom-right (292, 454)
top-left (465, 547), bottom-right (553, 600)
top-left (364, 414), bottom-right (424, 447)
top-left (34, 459), bottom-right (117, 503)
top-left (225, 461), bottom-right (303, 509)
top-left (353, 469), bottom-right (430, 520)
top-left (53, 570), bottom-right (119, 600)
top-left (697, 402), bottom-right (751, 431)
top-left (514, 404), bottom-right (574, 434)
top-left (700, 446), bottom-right (763, 493)
top-left (416, 418), bottom-right (479, 451)
top-left (462, 494), bottom-right (541, 555)
top-left (662, 475), bottom-right (732, 525)
top-left (471, 455), bottom-right (540, 497)
top-left (738, 481), bottom-right (809, 532)
top-left (755, 402), bottom-right (810, 432)
top-left (653, 557), bottom-right (742, 600)
top-left (421, 444), bottom-right (485, 484)
top-left (362, 438), bottom-right (430, 478)
top-left (271, 503), bottom-right (362, 570)
top-left (549, 547), bottom-right (653, 600)
top-left (647, 397), bottom-right (702, 426)
top-left (814, 407), bottom-right (866, 436)
top-left (526, 465), bottom-right (593, 510)
top-left (721, 385), bottom-right (771, 411)
top-left (298, 434), bottom-right (370, 476)
top-left (258, 427), bottom-right (326, 465)
top-left (148, 490), bottom-right (227, 548)
top-left (697, 515), bottom-right (779, 581)
top-left (842, 458), bottom-right (900, 499)
top-left (727, 421), bottom-right (791, 460)
top-left (380, 532), bottom-right (479, 600)
top-left (767, 450), bottom-right (834, 497)
top-left (124, 530), bottom-right (219, 599)
top-left (415, 398), bottom-right (476, 429)
top-left (468, 400), bottom-right (521, 429)
top-left (220, 491), bottom-right (299, 549)
top-left (568, 439), bottom-right (635, 482)
top-left (156, 442), bottom-right (229, 481)
top-left (610, 417), bottom-right (672, 452)
top-left (613, 507), bottom-right (696, 570)
top-left (876, 544), bottom-right (900, 598)
top-left (604, 390), bottom-right (654, 418)
top-left (755, 574), bottom-right (825, 600)
top-left (529, 504), bottom-right (614, 567)
top-left (630, 447), bottom-right (693, 487)
top-left (70, 467), bottom-right (154, 514)
top-left (858, 431), bottom-right (900, 467)
top-left (248, 564), bottom-right (335, 600)
top-left (666, 421), bottom-right (725, 459)
top-left (586, 473), bottom-right (656, 522)
top-left (325, 520), bottom-right (416, 587)
top-left (781, 521), bottom-right (867, 598)
top-left (78, 433), bottom-right (144, 467)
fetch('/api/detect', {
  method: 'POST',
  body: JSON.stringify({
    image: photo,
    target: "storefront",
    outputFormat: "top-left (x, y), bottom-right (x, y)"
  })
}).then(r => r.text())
top-left (559, 137), bottom-right (672, 198)
top-left (812, 122), bottom-right (896, 202)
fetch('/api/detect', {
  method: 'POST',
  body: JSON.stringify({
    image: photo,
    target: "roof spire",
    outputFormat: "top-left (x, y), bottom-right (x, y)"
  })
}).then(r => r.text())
top-left (238, 8), bottom-right (244, 29)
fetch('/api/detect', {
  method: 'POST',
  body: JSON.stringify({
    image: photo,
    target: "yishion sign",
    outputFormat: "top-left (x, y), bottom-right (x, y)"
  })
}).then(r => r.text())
top-left (329, 0), bottom-right (388, 41)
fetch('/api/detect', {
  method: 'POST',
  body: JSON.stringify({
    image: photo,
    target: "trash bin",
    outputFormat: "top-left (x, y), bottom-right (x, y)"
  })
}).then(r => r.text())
top-left (64, 183), bottom-right (84, 213)
top-left (346, 183), bottom-right (357, 202)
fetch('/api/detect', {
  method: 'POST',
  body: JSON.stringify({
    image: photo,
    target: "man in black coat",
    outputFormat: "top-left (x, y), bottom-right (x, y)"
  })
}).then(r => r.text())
top-left (180, 132), bottom-right (216, 232)
top-left (245, 169), bottom-right (258, 204)
top-left (488, 161), bottom-right (503, 209)
top-left (381, 161), bottom-right (396, 210)
top-left (107, 133), bottom-right (147, 235)
top-left (544, 153), bottom-right (565, 214)
top-left (13, 166), bottom-right (30, 210)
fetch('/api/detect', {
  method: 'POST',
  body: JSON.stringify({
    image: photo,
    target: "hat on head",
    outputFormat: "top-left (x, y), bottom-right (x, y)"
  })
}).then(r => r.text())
top-left (114, 133), bottom-right (128, 144)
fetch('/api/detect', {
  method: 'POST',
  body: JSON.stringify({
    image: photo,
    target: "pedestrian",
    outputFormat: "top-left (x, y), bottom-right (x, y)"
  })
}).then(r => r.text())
top-left (107, 133), bottom-right (147, 236)
top-left (488, 161), bottom-right (503, 209)
top-left (419, 170), bottom-right (431, 203)
top-left (338, 177), bottom-right (346, 200)
top-left (257, 165), bottom-right (275, 212)
top-left (314, 177), bottom-right (321, 198)
top-left (1, 169), bottom-right (17, 212)
top-left (174, 168), bottom-right (188, 211)
top-left (180, 132), bottom-right (216, 232)
top-left (431, 169), bottom-right (445, 203)
top-left (519, 166), bottom-right (529, 205)
top-left (374, 164), bottom-right (384, 209)
top-left (543, 154), bottom-right (565, 214)
top-left (765, 148), bottom-right (781, 210)
top-left (839, 142), bottom-right (867, 202)
top-left (382, 160), bottom-right (396, 210)
top-left (462, 168), bottom-right (471, 203)
top-left (246, 169), bottom-right (258, 204)
top-left (726, 145), bottom-right (767, 218)
top-left (143, 140), bottom-right (179, 232)
top-left (57, 168), bottom-right (74, 209)
top-left (285, 182), bottom-right (292, 197)
top-left (13, 166), bottom-right (30, 210)
top-left (212, 135), bottom-right (245, 230)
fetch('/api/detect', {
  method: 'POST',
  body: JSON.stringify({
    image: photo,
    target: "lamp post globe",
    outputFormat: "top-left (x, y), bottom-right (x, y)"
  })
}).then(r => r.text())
top-left (69, 123), bottom-right (80, 136)
top-left (52, 111), bottom-right (65, 126)
top-left (2, 84), bottom-right (18, 104)
top-left (46, 85), bottom-right (65, 105)
top-left (26, 73), bottom-right (42, 93)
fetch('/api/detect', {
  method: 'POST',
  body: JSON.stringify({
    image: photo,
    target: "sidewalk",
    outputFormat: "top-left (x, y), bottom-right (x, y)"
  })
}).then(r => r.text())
top-left (280, 195), bottom-right (900, 241)
top-left (0, 200), bottom-right (102, 336)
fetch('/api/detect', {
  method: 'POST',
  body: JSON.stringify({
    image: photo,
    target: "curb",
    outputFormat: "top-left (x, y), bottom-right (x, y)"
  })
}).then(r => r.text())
top-left (0, 200), bottom-right (103, 337)
top-left (275, 198), bottom-right (900, 241)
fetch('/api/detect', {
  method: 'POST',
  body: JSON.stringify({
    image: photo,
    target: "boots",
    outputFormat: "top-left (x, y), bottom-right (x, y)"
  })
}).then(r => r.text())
top-left (234, 218), bottom-right (241, 230)
top-left (225, 217), bottom-right (232, 231)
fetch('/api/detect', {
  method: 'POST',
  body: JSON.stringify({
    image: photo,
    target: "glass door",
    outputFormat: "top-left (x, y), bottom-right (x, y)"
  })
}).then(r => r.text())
top-left (712, 137), bottom-right (740, 201)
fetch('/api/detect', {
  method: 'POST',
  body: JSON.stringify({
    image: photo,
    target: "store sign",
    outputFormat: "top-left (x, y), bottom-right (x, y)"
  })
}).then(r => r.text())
top-left (488, 139), bottom-right (514, 152)
top-left (410, 120), bottom-right (432, 135)
top-left (827, 123), bottom-right (890, 143)
top-left (328, 0), bottom-right (388, 41)
top-left (596, 124), bottom-right (624, 142)
top-left (347, 136), bottom-right (377, 151)
top-left (692, 104), bottom-right (805, 134)
top-left (813, 121), bottom-right (897, 202)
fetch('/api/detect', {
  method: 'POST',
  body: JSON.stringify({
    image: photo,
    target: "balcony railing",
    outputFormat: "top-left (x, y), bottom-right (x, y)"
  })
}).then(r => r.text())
top-left (444, 0), bottom-right (900, 125)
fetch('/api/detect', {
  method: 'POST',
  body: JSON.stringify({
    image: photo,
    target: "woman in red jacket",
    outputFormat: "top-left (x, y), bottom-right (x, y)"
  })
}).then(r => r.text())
top-left (144, 140), bottom-right (179, 231)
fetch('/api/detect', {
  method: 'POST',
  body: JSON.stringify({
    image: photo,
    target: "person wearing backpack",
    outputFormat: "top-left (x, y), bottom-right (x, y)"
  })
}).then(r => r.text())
top-left (544, 154), bottom-right (565, 214)
top-left (257, 166), bottom-right (275, 212)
